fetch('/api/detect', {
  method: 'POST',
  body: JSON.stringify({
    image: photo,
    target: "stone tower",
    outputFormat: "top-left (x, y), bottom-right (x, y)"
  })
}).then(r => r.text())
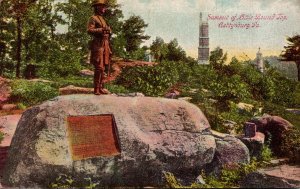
top-left (256, 47), bottom-right (264, 73)
top-left (198, 12), bottom-right (209, 64)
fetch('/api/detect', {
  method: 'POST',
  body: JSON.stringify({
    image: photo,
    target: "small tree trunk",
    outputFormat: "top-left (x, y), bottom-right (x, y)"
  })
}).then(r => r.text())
top-left (16, 16), bottom-right (22, 78)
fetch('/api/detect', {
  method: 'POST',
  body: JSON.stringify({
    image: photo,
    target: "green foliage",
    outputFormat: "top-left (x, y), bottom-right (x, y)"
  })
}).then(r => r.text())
top-left (0, 4), bottom-right (15, 77)
top-left (294, 84), bottom-right (300, 108)
top-left (37, 47), bottom-right (83, 79)
top-left (164, 159), bottom-right (258, 188)
top-left (122, 15), bottom-right (150, 53)
top-left (166, 39), bottom-right (187, 62)
top-left (150, 37), bottom-right (190, 62)
top-left (259, 145), bottom-right (273, 163)
top-left (56, 0), bottom-right (91, 52)
top-left (49, 174), bottom-right (99, 189)
top-left (105, 83), bottom-right (129, 94)
top-left (0, 131), bottom-right (4, 145)
top-left (205, 159), bottom-right (258, 188)
top-left (111, 32), bottom-right (126, 58)
top-left (262, 102), bottom-right (300, 129)
top-left (164, 172), bottom-right (203, 189)
top-left (17, 103), bottom-right (27, 110)
top-left (52, 76), bottom-right (93, 88)
top-left (10, 79), bottom-right (58, 106)
top-left (207, 49), bottom-right (298, 107)
top-left (264, 67), bottom-right (297, 106)
top-left (281, 127), bottom-right (300, 164)
top-left (128, 46), bottom-right (148, 61)
top-left (209, 47), bottom-right (228, 73)
top-left (210, 74), bottom-right (251, 105)
top-left (150, 37), bottom-right (168, 62)
top-left (281, 34), bottom-right (300, 81)
top-left (116, 61), bottom-right (180, 96)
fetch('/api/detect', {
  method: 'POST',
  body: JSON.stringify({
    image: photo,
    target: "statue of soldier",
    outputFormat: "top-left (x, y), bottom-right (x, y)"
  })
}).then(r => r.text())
top-left (87, 0), bottom-right (112, 95)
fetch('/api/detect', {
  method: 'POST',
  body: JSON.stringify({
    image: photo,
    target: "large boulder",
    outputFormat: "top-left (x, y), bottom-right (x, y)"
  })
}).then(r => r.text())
top-left (3, 95), bottom-right (216, 187)
top-left (206, 131), bottom-right (250, 174)
top-left (249, 114), bottom-right (293, 155)
top-left (241, 165), bottom-right (300, 188)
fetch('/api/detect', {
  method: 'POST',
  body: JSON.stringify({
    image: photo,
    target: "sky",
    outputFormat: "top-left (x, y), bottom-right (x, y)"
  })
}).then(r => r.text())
top-left (117, 0), bottom-right (300, 60)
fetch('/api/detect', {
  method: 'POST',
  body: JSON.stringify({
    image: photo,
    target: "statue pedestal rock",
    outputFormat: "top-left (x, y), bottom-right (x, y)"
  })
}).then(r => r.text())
top-left (2, 95), bottom-right (249, 187)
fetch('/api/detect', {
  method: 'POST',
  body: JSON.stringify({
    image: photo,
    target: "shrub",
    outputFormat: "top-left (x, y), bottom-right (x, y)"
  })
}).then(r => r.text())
top-left (10, 79), bottom-right (59, 106)
top-left (17, 103), bottom-right (27, 110)
top-left (204, 159), bottom-right (257, 187)
top-left (164, 159), bottom-right (259, 188)
top-left (264, 68), bottom-right (297, 106)
top-left (259, 145), bottom-right (273, 163)
top-left (116, 61), bottom-right (180, 96)
top-left (281, 128), bottom-right (300, 164)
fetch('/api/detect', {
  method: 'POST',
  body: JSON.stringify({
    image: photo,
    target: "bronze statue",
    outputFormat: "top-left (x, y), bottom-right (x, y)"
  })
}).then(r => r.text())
top-left (87, 0), bottom-right (112, 95)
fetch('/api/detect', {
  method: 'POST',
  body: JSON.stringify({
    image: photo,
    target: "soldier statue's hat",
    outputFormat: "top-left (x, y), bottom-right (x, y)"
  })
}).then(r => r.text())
top-left (91, 0), bottom-right (107, 7)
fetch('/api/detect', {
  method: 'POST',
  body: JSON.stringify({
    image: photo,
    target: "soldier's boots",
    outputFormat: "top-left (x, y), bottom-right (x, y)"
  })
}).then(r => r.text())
top-left (94, 84), bottom-right (109, 95)
top-left (99, 88), bottom-right (109, 94)
top-left (94, 85), bottom-right (101, 95)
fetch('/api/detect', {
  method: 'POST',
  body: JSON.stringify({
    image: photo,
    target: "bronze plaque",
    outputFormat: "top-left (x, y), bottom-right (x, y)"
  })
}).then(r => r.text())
top-left (67, 115), bottom-right (121, 161)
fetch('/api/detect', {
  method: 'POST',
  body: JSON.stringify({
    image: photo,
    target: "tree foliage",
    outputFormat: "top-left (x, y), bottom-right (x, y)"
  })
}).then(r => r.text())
top-left (150, 37), bottom-right (168, 63)
top-left (150, 37), bottom-right (189, 62)
top-left (281, 34), bottom-right (300, 81)
top-left (122, 15), bottom-right (150, 53)
top-left (0, 0), bottom-right (151, 78)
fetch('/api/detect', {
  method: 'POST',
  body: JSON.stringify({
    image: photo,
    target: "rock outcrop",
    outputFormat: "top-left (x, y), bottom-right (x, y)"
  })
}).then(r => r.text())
top-left (249, 114), bottom-right (293, 155)
top-left (241, 165), bottom-right (300, 188)
top-left (239, 132), bottom-right (265, 159)
top-left (3, 95), bottom-right (250, 187)
top-left (206, 131), bottom-right (250, 174)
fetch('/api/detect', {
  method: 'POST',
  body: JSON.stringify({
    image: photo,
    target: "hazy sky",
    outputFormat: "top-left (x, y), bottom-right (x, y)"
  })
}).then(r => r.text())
top-left (118, 0), bottom-right (300, 60)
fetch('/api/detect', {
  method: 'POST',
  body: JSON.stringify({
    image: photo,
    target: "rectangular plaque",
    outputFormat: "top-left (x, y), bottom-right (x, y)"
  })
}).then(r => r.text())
top-left (67, 115), bottom-right (121, 161)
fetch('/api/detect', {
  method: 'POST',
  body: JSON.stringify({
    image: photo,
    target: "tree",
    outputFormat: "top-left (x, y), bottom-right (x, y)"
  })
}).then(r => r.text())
top-left (55, 0), bottom-right (92, 54)
top-left (56, 0), bottom-right (124, 58)
top-left (0, 0), bottom-right (16, 76)
top-left (150, 37), bottom-right (168, 62)
top-left (281, 35), bottom-right (300, 81)
top-left (23, 0), bottom-right (64, 64)
top-left (122, 15), bottom-right (150, 53)
top-left (105, 0), bottom-right (125, 57)
top-left (166, 39), bottom-right (186, 62)
top-left (210, 47), bottom-right (227, 65)
top-left (209, 47), bottom-right (228, 74)
top-left (9, 0), bottom-right (38, 78)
